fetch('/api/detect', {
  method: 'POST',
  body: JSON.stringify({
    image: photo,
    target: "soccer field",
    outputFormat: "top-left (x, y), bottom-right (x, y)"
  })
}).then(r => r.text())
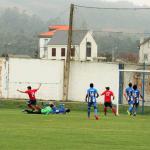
top-left (0, 109), bottom-right (150, 150)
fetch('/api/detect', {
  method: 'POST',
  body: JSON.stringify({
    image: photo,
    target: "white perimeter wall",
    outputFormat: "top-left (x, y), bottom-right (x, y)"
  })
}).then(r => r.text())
top-left (6, 58), bottom-right (64, 100)
top-left (1, 58), bottom-right (119, 103)
top-left (69, 62), bottom-right (119, 104)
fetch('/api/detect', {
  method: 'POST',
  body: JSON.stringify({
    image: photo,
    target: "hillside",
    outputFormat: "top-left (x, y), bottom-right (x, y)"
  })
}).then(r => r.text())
top-left (0, 0), bottom-right (149, 57)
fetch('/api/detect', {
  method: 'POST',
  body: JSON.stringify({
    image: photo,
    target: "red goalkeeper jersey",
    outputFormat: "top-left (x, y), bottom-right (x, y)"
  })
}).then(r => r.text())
top-left (101, 90), bottom-right (114, 102)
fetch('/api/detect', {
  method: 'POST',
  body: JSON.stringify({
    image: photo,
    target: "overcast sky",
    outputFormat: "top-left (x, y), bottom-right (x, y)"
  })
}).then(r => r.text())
top-left (104, 0), bottom-right (150, 6)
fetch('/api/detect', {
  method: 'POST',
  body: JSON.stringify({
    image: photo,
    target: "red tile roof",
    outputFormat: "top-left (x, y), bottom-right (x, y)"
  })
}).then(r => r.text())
top-left (39, 25), bottom-right (69, 38)
top-left (39, 31), bottom-right (55, 38)
top-left (48, 25), bottom-right (69, 31)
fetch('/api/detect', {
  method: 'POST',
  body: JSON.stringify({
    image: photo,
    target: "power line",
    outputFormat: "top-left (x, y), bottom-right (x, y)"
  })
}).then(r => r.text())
top-left (74, 4), bottom-right (150, 10)
top-left (92, 30), bottom-right (150, 35)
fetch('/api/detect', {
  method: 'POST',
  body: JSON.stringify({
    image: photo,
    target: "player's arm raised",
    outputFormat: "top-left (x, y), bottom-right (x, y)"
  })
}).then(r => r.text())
top-left (17, 89), bottom-right (26, 93)
top-left (36, 83), bottom-right (41, 90)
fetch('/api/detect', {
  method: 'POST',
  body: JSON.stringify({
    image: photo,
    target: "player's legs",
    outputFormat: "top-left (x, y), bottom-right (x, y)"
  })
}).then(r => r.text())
top-left (109, 103), bottom-right (116, 116)
top-left (30, 100), bottom-right (41, 111)
top-left (127, 100), bottom-right (133, 115)
top-left (27, 100), bottom-right (36, 111)
top-left (133, 102), bottom-right (139, 116)
top-left (32, 100), bottom-right (41, 111)
top-left (87, 102), bottom-right (92, 118)
top-left (104, 102), bottom-right (108, 115)
top-left (93, 102), bottom-right (99, 120)
top-left (35, 105), bottom-right (41, 110)
top-left (24, 109), bottom-right (41, 114)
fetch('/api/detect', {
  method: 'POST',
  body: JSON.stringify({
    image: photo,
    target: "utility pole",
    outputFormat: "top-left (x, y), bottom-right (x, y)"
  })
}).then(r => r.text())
top-left (63, 4), bottom-right (74, 101)
top-left (142, 61), bottom-right (145, 114)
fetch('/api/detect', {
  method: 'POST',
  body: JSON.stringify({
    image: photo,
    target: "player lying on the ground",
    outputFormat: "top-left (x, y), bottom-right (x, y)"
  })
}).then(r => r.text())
top-left (24, 103), bottom-right (70, 115)
top-left (101, 87), bottom-right (116, 116)
top-left (17, 84), bottom-right (41, 111)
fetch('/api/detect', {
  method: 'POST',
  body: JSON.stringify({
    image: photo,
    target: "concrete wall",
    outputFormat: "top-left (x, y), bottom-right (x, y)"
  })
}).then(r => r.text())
top-left (0, 59), bottom-right (3, 97)
top-left (0, 58), bottom-right (6, 98)
top-left (0, 58), bottom-right (119, 104)
top-left (69, 61), bottom-right (119, 104)
top-left (0, 58), bottom-right (149, 106)
top-left (4, 58), bottom-right (64, 100)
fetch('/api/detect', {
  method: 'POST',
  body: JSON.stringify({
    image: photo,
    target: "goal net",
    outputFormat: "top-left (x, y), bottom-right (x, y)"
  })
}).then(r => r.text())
top-left (119, 66), bottom-right (150, 114)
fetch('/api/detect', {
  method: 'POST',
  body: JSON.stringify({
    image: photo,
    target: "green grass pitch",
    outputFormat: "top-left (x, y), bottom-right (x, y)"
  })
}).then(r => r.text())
top-left (0, 107), bottom-right (150, 150)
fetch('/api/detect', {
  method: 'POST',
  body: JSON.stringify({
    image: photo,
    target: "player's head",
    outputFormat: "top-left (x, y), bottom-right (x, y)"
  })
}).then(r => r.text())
top-left (128, 82), bottom-right (132, 87)
top-left (90, 83), bottom-right (94, 88)
top-left (27, 86), bottom-right (31, 90)
top-left (106, 87), bottom-right (110, 90)
top-left (133, 84), bottom-right (137, 90)
top-left (49, 103), bottom-right (54, 108)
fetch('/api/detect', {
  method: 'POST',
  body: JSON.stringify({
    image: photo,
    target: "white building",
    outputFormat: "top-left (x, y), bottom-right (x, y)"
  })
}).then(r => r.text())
top-left (139, 37), bottom-right (150, 64)
top-left (46, 30), bottom-right (98, 61)
top-left (39, 25), bottom-right (69, 59)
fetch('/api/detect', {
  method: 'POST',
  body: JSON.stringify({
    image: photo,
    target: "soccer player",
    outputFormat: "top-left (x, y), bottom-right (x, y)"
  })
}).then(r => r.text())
top-left (17, 84), bottom-right (41, 111)
top-left (85, 83), bottom-right (99, 120)
top-left (24, 103), bottom-right (70, 115)
top-left (132, 84), bottom-right (143, 116)
top-left (124, 82), bottom-right (134, 115)
top-left (101, 87), bottom-right (116, 116)
top-left (49, 103), bottom-right (70, 114)
top-left (24, 105), bottom-right (53, 115)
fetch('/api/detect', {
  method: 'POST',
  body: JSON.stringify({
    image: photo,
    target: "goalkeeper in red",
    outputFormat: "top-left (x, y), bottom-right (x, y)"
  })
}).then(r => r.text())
top-left (101, 87), bottom-right (116, 116)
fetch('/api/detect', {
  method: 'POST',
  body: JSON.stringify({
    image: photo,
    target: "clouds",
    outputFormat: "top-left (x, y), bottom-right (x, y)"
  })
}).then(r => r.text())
top-left (104, 0), bottom-right (150, 6)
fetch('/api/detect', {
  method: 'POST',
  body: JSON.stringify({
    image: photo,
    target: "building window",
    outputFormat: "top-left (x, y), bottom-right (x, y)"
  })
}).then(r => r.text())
top-left (52, 48), bottom-right (56, 56)
top-left (71, 47), bottom-right (75, 57)
top-left (86, 42), bottom-right (91, 57)
top-left (44, 39), bottom-right (48, 46)
top-left (61, 48), bottom-right (65, 57)
top-left (44, 47), bottom-right (48, 57)
top-left (148, 41), bottom-right (150, 48)
top-left (144, 54), bottom-right (148, 61)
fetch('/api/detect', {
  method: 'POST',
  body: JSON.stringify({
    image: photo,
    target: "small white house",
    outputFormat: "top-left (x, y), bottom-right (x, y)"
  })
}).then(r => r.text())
top-left (46, 30), bottom-right (98, 61)
top-left (39, 25), bottom-right (69, 59)
top-left (139, 37), bottom-right (150, 64)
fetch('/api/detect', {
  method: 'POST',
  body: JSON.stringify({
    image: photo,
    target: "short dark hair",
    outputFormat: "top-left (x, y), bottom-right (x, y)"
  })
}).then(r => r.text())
top-left (106, 87), bottom-right (110, 90)
top-left (128, 82), bottom-right (132, 87)
top-left (133, 84), bottom-right (137, 90)
top-left (27, 86), bottom-right (31, 90)
top-left (90, 83), bottom-right (94, 88)
top-left (49, 104), bottom-right (54, 107)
